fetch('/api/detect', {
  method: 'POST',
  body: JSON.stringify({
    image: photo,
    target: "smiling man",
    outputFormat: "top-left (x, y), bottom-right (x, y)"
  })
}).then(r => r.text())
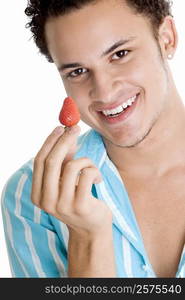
top-left (1, 0), bottom-right (185, 278)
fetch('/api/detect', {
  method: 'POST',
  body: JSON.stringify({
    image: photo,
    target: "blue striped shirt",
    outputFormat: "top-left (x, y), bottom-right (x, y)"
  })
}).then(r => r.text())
top-left (1, 129), bottom-right (185, 277)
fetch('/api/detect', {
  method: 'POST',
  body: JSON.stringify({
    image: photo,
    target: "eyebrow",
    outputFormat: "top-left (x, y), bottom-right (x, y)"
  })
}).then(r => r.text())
top-left (101, 36), bottom-right (136, 57)
top-left (58, 36), bottom-right (136, 72)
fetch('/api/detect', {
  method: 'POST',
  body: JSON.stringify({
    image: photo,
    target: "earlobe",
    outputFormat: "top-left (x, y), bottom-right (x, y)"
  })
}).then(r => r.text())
top-left (159, 16), bottom-right (178, 59)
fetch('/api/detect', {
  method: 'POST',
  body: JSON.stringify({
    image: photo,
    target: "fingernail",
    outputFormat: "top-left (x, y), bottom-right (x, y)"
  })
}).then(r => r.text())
top-left (65, 126), bottom-right (80, 134)
top-left (53, 126), bottom-right (64, 134)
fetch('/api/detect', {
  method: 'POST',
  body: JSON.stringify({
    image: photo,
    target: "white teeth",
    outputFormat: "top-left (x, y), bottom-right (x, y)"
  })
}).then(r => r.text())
top-left (127, 99), bottom-right (132, 106)
top-left (122, 102), bottom-right (127, 109)
top-left (102, 95), bottom-right (137, 116)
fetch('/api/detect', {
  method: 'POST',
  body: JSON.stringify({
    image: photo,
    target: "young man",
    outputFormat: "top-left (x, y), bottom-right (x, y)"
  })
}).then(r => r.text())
top-left (1, 0), bottom-right (185, 278)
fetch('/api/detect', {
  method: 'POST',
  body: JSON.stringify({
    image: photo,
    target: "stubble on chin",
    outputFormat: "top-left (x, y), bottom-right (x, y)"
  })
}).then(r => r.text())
top-left (103, 112), bottom-right (160, 149)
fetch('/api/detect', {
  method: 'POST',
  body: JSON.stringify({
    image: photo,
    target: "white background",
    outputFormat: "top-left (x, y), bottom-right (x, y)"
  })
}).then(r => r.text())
top-left (0, 1), bottom-right (185, 278)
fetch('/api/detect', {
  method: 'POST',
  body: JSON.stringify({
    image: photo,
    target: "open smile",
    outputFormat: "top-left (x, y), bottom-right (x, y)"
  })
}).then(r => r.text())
top-left (98, 93), bottom-right (140, 125)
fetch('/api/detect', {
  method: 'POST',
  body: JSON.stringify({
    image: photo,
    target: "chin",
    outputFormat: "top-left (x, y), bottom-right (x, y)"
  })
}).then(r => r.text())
top-left (107, 126), bottom-right (151, 148)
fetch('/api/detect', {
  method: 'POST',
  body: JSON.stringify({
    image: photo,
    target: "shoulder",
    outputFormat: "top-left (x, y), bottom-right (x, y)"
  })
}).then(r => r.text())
top-left (1, 158), bottom-right (34, 212)
top-left (4, 158), bottom-right (34, 190)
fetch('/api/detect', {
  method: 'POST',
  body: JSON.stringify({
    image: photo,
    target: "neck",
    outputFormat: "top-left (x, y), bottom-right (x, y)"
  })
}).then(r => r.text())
top-left (103, 87), bottom-right (185, 179)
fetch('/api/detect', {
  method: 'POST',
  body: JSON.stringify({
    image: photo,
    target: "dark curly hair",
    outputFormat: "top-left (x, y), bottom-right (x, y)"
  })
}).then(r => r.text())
top-left (25, 0), bottom-right (173, 63)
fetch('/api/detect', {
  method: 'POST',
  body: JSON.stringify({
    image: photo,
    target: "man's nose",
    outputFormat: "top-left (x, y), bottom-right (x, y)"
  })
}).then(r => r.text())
top-left (88, 70), bottom-right (122, 102)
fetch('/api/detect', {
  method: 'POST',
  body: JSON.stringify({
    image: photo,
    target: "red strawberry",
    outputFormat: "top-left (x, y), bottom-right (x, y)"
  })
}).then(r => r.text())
top-left (59, 97), bottom-right (80, 127)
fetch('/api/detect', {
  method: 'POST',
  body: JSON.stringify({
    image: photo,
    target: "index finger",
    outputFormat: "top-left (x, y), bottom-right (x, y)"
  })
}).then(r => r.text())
top-left (32, 125), bottom-right (80, 206)
top-left (32, 126), bottom-right (64, 202)
top-left (40, 125), bottom-right (81, 208)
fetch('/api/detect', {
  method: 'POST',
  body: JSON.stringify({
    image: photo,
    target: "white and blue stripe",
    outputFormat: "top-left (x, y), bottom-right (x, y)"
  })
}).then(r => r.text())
top-left (1, 129), bottom-right (185, 278)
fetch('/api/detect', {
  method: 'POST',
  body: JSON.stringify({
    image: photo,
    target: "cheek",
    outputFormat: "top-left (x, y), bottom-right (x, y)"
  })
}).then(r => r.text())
top-left (61, 81), bottom-right (89, 119)
top-left (145, 62), bottom-right (168, 103)
top-left (128, 55), bottom-right (167, 97)
top-left (72, 98), bottom-right (90, 120)
top-left (62, 81), bottom-right (85, 106)
top-left (62, 80), bottom-right (70, 95)
top-left (115, 57), bottom-right (151, 89)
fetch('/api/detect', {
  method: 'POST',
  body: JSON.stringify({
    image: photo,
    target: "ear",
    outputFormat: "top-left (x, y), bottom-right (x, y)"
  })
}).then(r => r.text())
top-left (158, 16), bottom-right (178, 60)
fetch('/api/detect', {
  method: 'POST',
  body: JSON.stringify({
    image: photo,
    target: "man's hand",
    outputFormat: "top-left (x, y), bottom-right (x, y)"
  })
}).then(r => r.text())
top-left (31, 125), bottom-right (113, 237)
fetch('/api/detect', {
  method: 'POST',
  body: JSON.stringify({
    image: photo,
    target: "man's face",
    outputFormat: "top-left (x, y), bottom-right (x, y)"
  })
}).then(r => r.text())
top-left (45, 0), bottom-right (170, 147)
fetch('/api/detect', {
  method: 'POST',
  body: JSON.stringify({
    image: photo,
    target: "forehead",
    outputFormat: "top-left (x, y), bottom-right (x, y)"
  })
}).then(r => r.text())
top-left (45, 0), bottom-right (150, 62)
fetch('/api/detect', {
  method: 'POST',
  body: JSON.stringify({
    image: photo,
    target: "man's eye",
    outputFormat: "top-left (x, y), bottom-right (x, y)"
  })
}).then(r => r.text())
top-left (112, 50), bottom-right (129, 60)
top-left (67, 68), bottom-right (87, 78)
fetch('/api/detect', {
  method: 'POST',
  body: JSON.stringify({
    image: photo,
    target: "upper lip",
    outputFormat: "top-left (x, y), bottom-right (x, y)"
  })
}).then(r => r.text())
top-left (96, 92), bottom-right (140, 112)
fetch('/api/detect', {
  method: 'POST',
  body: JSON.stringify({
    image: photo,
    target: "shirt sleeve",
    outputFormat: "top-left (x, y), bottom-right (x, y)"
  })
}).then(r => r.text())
top-left (1, 162), bottom-right (68, 278)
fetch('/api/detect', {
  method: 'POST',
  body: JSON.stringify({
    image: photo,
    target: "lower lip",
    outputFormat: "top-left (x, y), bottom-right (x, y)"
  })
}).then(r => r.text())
top-left (98, 93), bottom-right (140, 125)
